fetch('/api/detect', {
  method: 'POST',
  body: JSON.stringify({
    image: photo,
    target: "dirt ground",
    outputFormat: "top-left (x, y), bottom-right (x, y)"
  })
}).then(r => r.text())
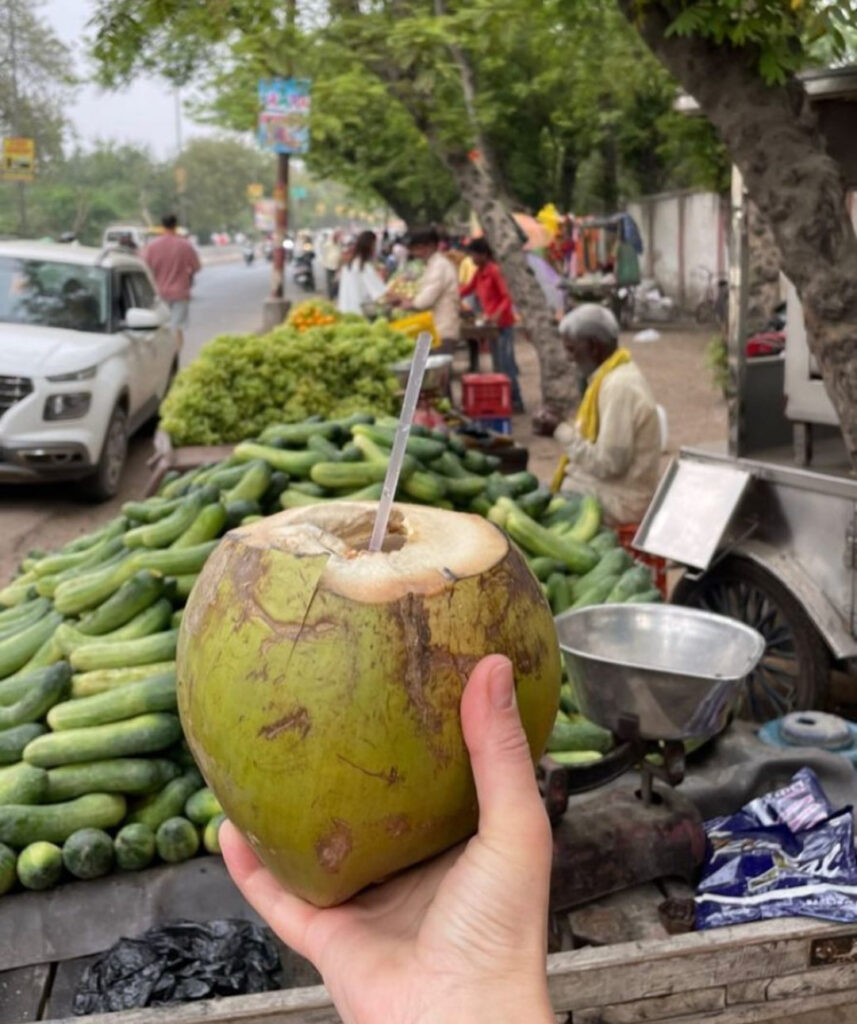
top-left (464, 323), bottom-right (727, 483)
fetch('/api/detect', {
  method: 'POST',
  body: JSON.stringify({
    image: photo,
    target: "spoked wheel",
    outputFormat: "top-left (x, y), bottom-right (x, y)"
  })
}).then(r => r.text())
top-left (671, 556), bottom-right (831, 722)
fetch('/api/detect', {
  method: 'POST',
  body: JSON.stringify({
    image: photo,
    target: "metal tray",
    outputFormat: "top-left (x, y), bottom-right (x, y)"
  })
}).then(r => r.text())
top-left (555, 604), bottom-right (765, 740)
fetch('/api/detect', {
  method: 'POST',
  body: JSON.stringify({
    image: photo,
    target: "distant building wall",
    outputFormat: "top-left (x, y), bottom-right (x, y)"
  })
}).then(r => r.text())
top-left (627, 190), bottom-right (727, 311)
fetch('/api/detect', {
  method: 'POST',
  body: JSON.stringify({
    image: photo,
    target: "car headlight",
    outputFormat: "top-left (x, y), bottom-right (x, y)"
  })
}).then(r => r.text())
top-left (46, 366), bottom-right (97, 382)
top-left (44, 392), bottom-right (92, 420)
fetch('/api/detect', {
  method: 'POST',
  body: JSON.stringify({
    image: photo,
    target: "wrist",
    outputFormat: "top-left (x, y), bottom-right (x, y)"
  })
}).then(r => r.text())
top-left (420, 982), bottom-right (554, 1024)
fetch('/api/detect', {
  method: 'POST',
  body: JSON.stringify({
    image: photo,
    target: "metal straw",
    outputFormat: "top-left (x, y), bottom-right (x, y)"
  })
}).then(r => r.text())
top-left (368, 331), bottom-right (433, 552)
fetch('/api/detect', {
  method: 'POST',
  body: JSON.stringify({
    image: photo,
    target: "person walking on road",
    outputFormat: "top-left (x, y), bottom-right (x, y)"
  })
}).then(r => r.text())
top-left (321, 231), bottom-right (343, 300)
top-left (142, 213), bottom-right (200, 350)
top-left (337, 231), bottom-right (386, 315)
top-left (460, 238), bottom-right (524, 412)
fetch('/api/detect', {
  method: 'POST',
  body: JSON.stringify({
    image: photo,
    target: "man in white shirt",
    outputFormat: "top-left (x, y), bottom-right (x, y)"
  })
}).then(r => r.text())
top-left (393, 227), bottom-right (460, 351)
top-left (551, 304), bottom-right (661, 524)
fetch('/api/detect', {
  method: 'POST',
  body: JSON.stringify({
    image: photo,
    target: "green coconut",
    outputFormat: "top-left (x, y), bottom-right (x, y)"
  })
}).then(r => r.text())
top-left (177, 502), bottom-right (560, 906)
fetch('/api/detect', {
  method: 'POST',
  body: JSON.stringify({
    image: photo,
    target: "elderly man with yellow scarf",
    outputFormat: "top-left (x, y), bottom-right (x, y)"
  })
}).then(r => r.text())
top-left (551, 304), bottom-right (661, 525)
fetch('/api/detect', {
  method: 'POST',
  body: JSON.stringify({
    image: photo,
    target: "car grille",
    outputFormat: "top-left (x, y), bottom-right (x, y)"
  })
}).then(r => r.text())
top-left (0, 375), bottom-right (33, 415)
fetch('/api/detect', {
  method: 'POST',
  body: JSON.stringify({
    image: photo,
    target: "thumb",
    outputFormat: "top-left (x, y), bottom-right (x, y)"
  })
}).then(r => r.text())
top-left (460, 655), bottom-right (550, 851)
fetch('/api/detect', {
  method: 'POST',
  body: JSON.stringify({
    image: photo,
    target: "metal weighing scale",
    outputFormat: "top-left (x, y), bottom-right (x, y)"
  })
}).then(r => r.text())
top-left (390, 353), bottom-right (453, 430)
top-left (542, 604), bottom-right (765, 919)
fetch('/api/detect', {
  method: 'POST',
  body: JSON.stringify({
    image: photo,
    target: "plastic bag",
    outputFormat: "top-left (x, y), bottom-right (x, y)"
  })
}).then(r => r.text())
top-left (73, 919), bottom-right (281, 1015)
top-left (696, 767), bottom-right (857, 929)
top-left (392, 311), bottom-right (441, 348)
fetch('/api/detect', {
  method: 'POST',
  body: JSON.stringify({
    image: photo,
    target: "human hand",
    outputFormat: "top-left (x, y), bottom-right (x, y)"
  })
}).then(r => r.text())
top-left (221, 655), bottom-right (555, 1024)
top-left (531, 407), bottom-right (561, 436)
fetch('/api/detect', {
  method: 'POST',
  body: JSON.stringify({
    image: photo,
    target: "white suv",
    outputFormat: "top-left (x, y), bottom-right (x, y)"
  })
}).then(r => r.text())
top-left (0, 241), bottom-right (178, 500)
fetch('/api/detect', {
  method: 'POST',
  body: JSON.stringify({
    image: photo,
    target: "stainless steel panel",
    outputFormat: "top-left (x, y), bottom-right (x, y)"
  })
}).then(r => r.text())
top-left (634, 458), bottom-right (752, 569)
top-left (783, 276), bottom-right (839, 426)
top-left (555, 604), bottom-right (765, 741)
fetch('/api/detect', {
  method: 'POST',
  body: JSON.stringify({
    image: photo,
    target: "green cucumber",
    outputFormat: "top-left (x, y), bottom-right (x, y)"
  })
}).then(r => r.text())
top-left (170, 574), bottom-right (199, 599)
top-left (443, 474), bottom-right (487, 502)
top-left (32, 533), bottom-right (123, 578)
top-left (517, 486), bottom-right (553, 520)
top-left (306, 433), bottom-right (342, 459)
top-left (279, 489), bottom-right (326, 509)
top-left (547, 713), bottom-right (614, 754)
top-left (462, 448), bottom-right (492, 474)
top-left (122, 493), bottom-right (204, 549)
top-left (59, 516), bottom-right (128, 554)
top-left (546, 572), bottom-right (573, 615)
top-left (128, 768), bottom-right (203, 830)
top-left (0, 843), bottom-right (16, 893)
top-left (23, 713), bottom-right (182, 768)
top-left (0, 762), bottom-right (48, 805)
top-left (605, 565), bottom-right (654, 603)
top-left (0, 660), bottom-right (70, 730)
top-left (0, 724), bottom-right (46, 765)
top-left (291, 480), bottom-right (329, 497)
top-left (57, 600), bottom-right (173, 657)
top-left (0, 794), bottom-right (127, 846)
top-left (527, 557), bottom-right (567, 582)
top-left (34, 543), bottom-right (128, 599)
top-left (353, 423), bottom-right (446, 462)
top-left (259, 420), bottom-right (340, 446)
top-left (260, 471), bottom-right (290, 510)
top-left (184, 787), bottom-right (222, 825)
top-left (69, 630), bottom-right (178, 673)
top-left (570, 574), bottom-right (621, 609)
top-left (233, 442), bottom-right (321, 478)
top-left (0, 611), bottom-right (63, 678)
top-left (590, 530), bottom-right (620, 553)
top-left (548, 749), bottom-right (603, 766)
top-left (0, 598), bottom-right (50, 640)
top-left (503, 471), bottom-right (540, 497)
top-left (567, 494), bottom-right (602, 543)
top-left (310, 460), bottom-right (389, 490)
top-left (171, 610), bottom-right (183, 629)
top-left (203, 813), bottom-right (225, 855)
top-left (624, 587), bottom-right (663, 604)
top-left (504, 509), bottom-right (599, 574)
top-left (204, 462), bottom-right (249, 491)
top-left (71, 664), bottom-right (176, 698)
top-left (349, 431), bottom-right (392, 464)
top-left (17, 842), bottom-right (62, 889)
top-left (133, 541), bottom-right (218, 577)
top-left (171, 502), bottom-right (227, 548)
top-left (156, 816), bottom-right (200, 863)
top-left (223, 499), bottom-right (261, 528)
top-left (429, 451), bottom-right (467, 478)
top-left (62, 828), bottom-right (114, 879)
top-left (401, 470), bottom-right (447, 503)
top-left (114, 822), bottom-right (156, 870)
top-left (46, 758), bottom-right (179, 802)
top-left (222, 460), bottom-right (273, 502)
top-left (570, 548), bottom-right (634, 599)
top-left (49, 674), bottom-right (176, 731)
top-left (0, 663), bottom-right (69, 708)
top-left (76, 571), bottom-right (165, 636)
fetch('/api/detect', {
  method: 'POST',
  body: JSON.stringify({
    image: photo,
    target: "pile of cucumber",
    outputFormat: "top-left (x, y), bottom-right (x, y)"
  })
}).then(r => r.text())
top-left (0, 412), bottom-right (660, 894)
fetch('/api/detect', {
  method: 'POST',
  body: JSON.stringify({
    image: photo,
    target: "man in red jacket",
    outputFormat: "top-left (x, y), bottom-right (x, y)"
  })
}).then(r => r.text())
top-left (461, 238), bottom-right (524, 412)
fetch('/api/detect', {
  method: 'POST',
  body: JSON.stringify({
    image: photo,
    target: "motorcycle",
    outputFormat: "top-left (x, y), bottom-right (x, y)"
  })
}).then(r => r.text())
top-left (243, 244), bottom-right (255, 266)
top-left (293, 250), bottom-right (316, 292)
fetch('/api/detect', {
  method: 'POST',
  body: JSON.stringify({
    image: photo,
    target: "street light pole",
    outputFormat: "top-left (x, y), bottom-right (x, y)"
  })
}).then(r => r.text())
top-left (174, 88), bottom-right (187, 228)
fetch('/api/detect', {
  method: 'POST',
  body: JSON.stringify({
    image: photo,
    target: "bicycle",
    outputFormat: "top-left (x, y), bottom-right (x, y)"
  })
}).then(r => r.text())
top-left (693, 265), bottom-right (728, 328)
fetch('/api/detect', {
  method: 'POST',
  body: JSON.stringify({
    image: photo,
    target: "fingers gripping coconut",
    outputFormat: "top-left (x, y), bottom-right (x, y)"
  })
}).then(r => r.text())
top-left (177, 502), bottom-right (560, 907)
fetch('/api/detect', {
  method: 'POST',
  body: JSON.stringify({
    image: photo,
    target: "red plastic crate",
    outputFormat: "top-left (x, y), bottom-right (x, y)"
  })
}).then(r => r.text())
top-left (462, 373), bottom-right (513, 418)
top-left (616, 523), bottom-right (668, 598)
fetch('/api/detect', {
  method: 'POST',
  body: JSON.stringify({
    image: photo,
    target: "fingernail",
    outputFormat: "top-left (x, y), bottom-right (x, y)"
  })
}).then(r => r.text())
top-left (488, 659), bottom-right (515, 709)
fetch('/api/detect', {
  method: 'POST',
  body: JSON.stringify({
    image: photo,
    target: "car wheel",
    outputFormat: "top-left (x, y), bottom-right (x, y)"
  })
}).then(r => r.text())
top-left (80, 404), bottom-right (128, 502)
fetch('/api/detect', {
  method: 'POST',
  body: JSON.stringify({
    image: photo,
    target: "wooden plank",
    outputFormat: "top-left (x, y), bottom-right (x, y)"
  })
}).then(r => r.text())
top-left (41, 985), bottom-right (340, 1024)
top-left (726, 980), bottom-right (768, 1005)
top-left (569, 885), bottom-right (672, 947)
top-left (766, 962), bottom-right (857, 1001)
top-left (0, 858), bottom-right (263, 972)
top-left (602, 987), bottom-right (857, 1024)
top-left (546, 918), bottom-right (856, 1012)
top-left (575, 985), bottom-right (725, 1023)
top-left (0, 963), bottom-right (51, 1024)
top-left (43, 955), bottom-right (100, 1020)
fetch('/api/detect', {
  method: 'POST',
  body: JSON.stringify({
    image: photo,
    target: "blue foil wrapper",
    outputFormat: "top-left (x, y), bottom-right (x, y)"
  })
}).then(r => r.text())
top-left (695, 767), bottom-right (857, 929)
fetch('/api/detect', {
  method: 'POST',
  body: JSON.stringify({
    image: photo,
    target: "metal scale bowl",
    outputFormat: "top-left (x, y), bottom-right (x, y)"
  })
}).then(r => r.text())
top-left (543, 604), bottom-right (765, 918)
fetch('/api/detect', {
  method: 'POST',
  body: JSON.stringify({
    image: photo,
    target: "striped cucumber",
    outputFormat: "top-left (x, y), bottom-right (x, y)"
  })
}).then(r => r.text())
top-left (76, 571), bottom-right (165, 636)
top-left (49, 674), bottom-right (177, 731)
top-left (0, 794), bottom-right (127, 846)
top-left (46, 758), bottom-right (180, 802)
top-left (23, 713), bottom-right (182, 768)
top-left (71, 664), bottom-right (176, 698)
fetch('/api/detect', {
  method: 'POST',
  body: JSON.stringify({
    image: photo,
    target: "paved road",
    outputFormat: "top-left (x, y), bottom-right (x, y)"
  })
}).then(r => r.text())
top-left (0, 259), bottom-right (299, 580)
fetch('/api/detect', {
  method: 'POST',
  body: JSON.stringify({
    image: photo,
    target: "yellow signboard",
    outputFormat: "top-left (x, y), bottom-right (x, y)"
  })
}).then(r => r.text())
top-left (2, 137), bottom-right (35, 182)
top-left (247, 182), bottom-right (265, 201)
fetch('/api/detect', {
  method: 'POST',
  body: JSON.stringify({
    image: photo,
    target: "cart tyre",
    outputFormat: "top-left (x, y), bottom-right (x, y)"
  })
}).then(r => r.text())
top-left (671, 555), bottom-right (831, 721)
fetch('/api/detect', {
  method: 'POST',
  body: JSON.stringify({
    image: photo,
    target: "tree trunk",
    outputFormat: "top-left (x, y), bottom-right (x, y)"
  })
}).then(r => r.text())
top-left (620, 1), bottom-right (857, 462)
top-left (445, 148), bottom-right (577, 416)
top-left (746, 200), bottom-right (782, 335)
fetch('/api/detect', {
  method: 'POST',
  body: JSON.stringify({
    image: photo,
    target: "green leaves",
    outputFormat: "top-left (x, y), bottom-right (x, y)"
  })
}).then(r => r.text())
top-left (159, 320), bottom-right (414, 446)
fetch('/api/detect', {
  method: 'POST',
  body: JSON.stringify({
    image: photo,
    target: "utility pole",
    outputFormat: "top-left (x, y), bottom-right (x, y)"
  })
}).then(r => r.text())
top-left (174, 88), bottom-right (187, 228)
top-left (7, 1), bottom-right (28, 236)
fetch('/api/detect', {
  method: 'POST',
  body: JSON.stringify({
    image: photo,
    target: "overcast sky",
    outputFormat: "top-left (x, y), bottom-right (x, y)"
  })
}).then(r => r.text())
top-left (43, 0), bottom-right (213, 157)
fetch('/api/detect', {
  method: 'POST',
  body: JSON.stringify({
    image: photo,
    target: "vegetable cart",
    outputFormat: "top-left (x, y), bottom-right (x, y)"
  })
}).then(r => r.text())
top-left (634, 93), bottom-right (857, 719)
